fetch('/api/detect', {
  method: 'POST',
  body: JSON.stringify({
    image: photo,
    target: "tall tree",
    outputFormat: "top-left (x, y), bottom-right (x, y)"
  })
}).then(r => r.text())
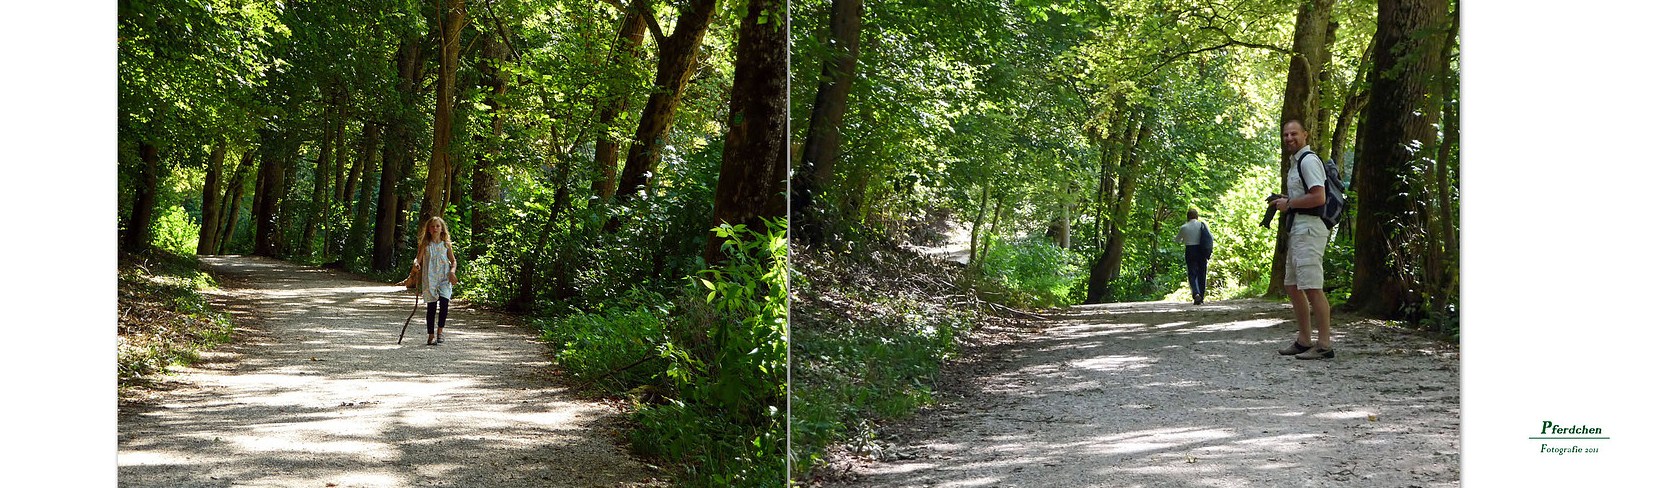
top-left (470, 33), bottom-right (512, 255)
top-left (1346, 0), bottom-right (1448, 316)
top-left (252, 131), bottom-right (292, 257)
top-left (790, 0), bottom-right (863, 245)
top-left (196, 142), bottom-right (228, 255)
top-left (420, 0), bottom-right (468, 224)
top-left (707, 0), bottom-right (789, 264)
top-left (217, 150), bottom-right (257, 254)
top-left (302, 104), bottom-right (339, 258)
top-left (591, 7), bottom-right (650, 204)
top-left (124, 141), bottom-right (163, 252)
top-left (1086, 110), bottom-right (1149, 304)
top-left (1266, 0), bottom-right (1336, 297)
top-left (346, 123), bottom-right (383, 266)
top-left (613, 0), bottom-right (720, 209)
top-left (373, 38), bottom-right (427, 271)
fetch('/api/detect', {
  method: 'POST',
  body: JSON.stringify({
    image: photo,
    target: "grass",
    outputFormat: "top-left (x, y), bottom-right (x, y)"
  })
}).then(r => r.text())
top-left (117, 248), bottom-right (236, 389)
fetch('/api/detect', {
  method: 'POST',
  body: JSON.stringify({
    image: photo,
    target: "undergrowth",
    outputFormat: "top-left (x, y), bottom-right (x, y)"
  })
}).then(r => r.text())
top-left (537, 220), bottom-right (788, 487)
top-left (789, 236), bottom-right (997, 481)
top-left (117, 249), bottom-right (235, 388)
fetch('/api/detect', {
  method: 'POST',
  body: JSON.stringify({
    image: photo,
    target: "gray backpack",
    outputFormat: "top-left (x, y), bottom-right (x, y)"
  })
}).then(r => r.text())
top-left (1293, 150), bottom-right (1348, 230)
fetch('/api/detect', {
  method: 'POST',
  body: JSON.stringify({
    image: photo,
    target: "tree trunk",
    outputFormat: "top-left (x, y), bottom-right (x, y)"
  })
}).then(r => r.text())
top-left (303, 115), bottom-right (338, 259)
top-left (1312, 20), bottom-right (1340, 159)
top-left (790, 0), bottom-right (864, 245)
top-left (346, 123), bottom-right (382, 269)
top-left (276, 138), bottom-right (303, 257)
top-left (340, 126), bottom-right (365, 211)
top-left (1266, 0), bottom-right (1335, 297)
top-left (1048, 216), bottom-right (1070, 249)
top-left (1437, 3), bottom-right (1459, 307)
top-left (1345, 0), bottom-right (1448, 317)
top-left (253, 132), bottom-right (290, 257)
top-left (704, 0), bottom-right (788, 264)
top-left (197, 141), bottom-right (226, 255)
top-left (613, 0), bottom-right (720, 209)
top-left (374, 39), bottom-right (426, 271)
top-left (979, 192), bottom-right (1006, 266)
top-left (325, 100), bottom-right (350, 261)
top-left (123, 141), bottom-right (162, 253)
top-left (509, 164), bottom-right (575, 312)
top-left (471, 34), bottom-right (512, 256)
top-left (1428, 2), bottom-right (1459, 321)
top-left (592, 8), bottom-right (650, 204)
top-left (1086, 114), bottom-right (1148, 304)
top-left (372, 124), bottom-right (407, 271)
top-left (1330, 39), bottom-right (1375, 164)
top-left (217, 150), bottom-right (255, 254)
top-left (421, 0), bottom-right (468, 224)
top-left (968, 182), bottom-right (989, 265)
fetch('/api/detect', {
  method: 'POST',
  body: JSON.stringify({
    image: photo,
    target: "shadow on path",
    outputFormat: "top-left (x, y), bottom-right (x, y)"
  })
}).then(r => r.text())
top-left (828, 299), bottom-right (1459, 488)
top-left (119, 256), bottom-right (661, 488)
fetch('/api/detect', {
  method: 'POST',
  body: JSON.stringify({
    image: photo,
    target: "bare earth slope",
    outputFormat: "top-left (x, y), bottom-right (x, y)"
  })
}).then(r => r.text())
top-left (119, 256), bottom-right (659, 488)
top-left (827, 299), bottom-right (1459, 488)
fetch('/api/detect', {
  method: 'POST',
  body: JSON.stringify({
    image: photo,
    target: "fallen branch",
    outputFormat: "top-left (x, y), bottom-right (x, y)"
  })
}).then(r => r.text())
top-left (577, 351), bottom-right (658, 391)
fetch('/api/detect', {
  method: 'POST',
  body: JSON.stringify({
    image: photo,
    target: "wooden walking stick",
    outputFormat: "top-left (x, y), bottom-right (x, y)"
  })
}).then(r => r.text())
top-left (397, 289), bottom-right (420, 344)
top-left (396, 262), bottom-right (421, 344)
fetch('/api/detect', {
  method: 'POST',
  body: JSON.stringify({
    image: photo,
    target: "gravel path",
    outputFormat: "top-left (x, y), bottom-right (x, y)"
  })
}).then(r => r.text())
top-left (824, 299), bottom-right (1460, 487)
top-left (118, 256), bottom-right (662, 488)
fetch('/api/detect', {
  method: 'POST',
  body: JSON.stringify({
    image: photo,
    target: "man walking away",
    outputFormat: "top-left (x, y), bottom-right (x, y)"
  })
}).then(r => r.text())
top-left (1175, 209), bottom-right (1212, 305)
top-left (1270, 119), bottom-right (1334, 360)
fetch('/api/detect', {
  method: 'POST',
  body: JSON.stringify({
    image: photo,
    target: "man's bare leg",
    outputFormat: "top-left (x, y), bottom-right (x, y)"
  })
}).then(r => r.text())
top-left (1286, 284), bottom-right (1312, 347)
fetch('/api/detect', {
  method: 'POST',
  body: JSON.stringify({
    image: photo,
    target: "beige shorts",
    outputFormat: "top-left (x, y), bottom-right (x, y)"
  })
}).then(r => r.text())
top-left (1283, 216), bottom-right (1328, 290)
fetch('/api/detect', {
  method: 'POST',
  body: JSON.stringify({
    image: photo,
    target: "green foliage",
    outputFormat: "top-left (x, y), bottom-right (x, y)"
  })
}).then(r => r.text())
top-left (537, 289), bottom-right (671, 391)
top-left (1197, 167), bottom-right (1282, 300)
top-left (978, 236), bottom-right (1086, 308)
top-left (152, 205), bottom-right (201, 256)
top-left (630, 219), bottom-right (788, 487)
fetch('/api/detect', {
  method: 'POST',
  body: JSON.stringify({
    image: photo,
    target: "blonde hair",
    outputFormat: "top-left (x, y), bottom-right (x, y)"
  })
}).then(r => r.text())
top-left (417, 216), bottom-right (452, 250)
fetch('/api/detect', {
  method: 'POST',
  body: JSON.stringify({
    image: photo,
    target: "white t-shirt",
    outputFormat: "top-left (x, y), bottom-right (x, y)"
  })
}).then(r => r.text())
top-left (1286, 146), bottom-right (1327, 231)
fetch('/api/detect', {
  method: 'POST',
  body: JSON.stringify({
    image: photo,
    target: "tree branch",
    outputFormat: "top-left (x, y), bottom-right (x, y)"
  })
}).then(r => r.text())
top-left (601, 0), bottom-right (667, 46)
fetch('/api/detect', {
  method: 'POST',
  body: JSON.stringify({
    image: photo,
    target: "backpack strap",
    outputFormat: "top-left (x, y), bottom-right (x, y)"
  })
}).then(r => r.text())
top-left (1294, 150), bottom-right (1319, 190)
top-left (1292, 150), bottom-right (1325, 216)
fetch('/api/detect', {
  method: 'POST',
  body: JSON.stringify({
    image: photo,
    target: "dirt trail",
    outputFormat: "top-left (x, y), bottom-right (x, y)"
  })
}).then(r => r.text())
top-left (825, 299), bottom-right (1459, 487)
top-left (118, 256), bottom-right (660, 488)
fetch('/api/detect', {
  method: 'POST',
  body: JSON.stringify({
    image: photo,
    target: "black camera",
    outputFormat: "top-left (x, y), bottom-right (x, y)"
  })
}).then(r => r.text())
top-left (1259, 193), bottom-right (1284, 228)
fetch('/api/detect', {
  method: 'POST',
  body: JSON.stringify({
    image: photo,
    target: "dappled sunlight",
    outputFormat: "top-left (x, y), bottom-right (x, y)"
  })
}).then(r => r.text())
top-left (1185, 318), bottom-right (1286, 334)
top-left (1070, 354), bottom-right (1156, 373)
top-left (942, 477), bottom-right (1001, 487)
top-left (1316, 409), bottom-right (1378, 420)
top-left (836, 299), bottom-right (1459, 487)
top-left (1085, 427), bottom-right (1238, 454)
top-left (121, 256), bottom-right (654, 487)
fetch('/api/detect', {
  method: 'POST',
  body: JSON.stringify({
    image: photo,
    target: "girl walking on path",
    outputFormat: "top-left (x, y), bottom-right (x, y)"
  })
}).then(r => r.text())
top-left (416, 217), bottom-right (460, 346)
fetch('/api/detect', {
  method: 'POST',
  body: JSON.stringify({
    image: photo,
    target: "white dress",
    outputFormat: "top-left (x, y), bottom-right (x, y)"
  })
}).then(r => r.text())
top-left (420, 241), bottom-right (455, 303)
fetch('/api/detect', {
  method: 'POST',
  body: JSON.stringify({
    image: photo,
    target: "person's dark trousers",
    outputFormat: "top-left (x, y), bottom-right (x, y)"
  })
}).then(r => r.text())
top-left (1185, 244), bottom-right (1209, 303)
top-left (426, 297), bottom-right (450, 334)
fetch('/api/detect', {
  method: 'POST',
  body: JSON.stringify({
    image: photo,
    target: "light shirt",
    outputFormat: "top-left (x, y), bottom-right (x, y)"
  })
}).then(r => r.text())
top-left (1176, 220), bottom-right (1206, 246)
top-left (1286, 145), bottom-right (1327, 232)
